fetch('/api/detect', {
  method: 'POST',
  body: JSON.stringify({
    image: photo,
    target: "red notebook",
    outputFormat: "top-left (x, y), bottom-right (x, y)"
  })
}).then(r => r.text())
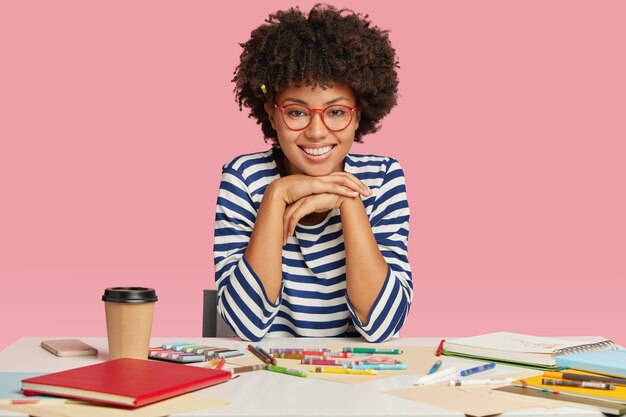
top-left (21, 358), bottom-right (231, 408)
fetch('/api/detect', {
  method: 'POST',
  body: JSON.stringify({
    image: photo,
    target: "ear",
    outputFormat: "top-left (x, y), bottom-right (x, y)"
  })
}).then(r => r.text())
top-left (354, 110), bottom-right (360, 130)
top-left (264, 102), bottom-right (277, 130)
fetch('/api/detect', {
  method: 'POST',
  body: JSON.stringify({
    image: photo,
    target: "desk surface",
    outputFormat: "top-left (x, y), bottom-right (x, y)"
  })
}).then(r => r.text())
top-left (0, 337), bottom-right (604, 417)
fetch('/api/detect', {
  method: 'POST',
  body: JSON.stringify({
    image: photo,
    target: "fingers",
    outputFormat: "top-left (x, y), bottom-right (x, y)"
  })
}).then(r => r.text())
top-left (282, 193), bottom-right (345, 246)
top-left (329, 172), bottom-right (371, 197)
top-left (283, 198), bottom-right (306, 246)
top-left (277, 173), bottom-right (372, 206)
top-left (312, 175), bottom-right (371, 198)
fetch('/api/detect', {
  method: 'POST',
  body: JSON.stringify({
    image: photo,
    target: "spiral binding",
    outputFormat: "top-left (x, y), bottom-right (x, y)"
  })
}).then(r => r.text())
top-left (552, 339), bottom-right (619, 357)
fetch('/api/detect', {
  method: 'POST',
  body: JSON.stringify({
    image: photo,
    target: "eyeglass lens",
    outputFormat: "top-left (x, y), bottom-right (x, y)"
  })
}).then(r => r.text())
top-left (281, 105), bottom-right (353, 131)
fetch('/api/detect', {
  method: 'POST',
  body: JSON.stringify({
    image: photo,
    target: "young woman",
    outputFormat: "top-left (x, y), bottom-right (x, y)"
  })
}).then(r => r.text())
top-left (213, 5), bottom-right (412, 342)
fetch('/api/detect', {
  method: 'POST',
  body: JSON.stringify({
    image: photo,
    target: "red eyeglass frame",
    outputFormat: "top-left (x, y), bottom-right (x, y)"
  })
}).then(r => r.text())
top-left (274, 103), bottom-right (358, 132)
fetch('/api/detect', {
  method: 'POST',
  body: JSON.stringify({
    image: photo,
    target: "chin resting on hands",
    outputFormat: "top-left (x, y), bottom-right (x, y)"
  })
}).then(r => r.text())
top-left (268, 172), bottom-right (371, 206)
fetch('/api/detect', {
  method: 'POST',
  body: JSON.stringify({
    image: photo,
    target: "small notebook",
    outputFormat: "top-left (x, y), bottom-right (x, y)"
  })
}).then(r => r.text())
top-left (443, 332), bottom-right (618, 369)
top-left (556, 350), bottom-right (626, 378)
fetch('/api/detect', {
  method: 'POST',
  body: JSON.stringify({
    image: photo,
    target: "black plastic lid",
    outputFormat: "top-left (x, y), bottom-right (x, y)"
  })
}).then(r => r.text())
top-left (102, 287), bottom-right (158, 303)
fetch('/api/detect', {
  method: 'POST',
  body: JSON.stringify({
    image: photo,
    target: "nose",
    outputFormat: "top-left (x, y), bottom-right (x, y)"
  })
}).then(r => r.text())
top-left (304, 111), bottom-right (328, 140)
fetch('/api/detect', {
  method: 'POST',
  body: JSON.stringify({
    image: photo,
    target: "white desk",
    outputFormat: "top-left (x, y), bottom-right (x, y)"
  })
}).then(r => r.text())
top-left (0, 337), bottom-right (603, 417)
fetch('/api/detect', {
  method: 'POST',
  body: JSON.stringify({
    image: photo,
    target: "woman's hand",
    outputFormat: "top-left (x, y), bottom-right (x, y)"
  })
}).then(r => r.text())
top-left (268, 172), bottom-right (370, 206)
top-left (282, 193), bottom-right (351, 245)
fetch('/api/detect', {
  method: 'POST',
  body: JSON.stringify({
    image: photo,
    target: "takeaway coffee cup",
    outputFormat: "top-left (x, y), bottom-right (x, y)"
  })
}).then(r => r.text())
top-left (102, 287), bottom-right (158, 360)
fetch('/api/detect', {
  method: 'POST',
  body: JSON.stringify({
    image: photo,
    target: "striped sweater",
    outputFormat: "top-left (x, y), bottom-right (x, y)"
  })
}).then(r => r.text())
top-left (213, 149), bottom-right (412, 342)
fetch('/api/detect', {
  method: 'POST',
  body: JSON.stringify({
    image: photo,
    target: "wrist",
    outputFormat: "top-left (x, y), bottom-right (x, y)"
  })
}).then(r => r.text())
top-left (264, 181), bottom-right (288, 207)
top-left (338, 195), bottom-right (363, 211)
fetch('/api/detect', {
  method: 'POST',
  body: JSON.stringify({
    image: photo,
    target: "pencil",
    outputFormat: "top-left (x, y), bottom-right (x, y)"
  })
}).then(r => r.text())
top-left (230, 364), bottom-right (268, 374)
top-left (542, 377), bottom-right (615, 390)
top-left (544, 371), bottom-right (626, 387)
top-left (248, 344), bottom-right (271, 364)
top-left (256, 345), bottom-right (277, 365)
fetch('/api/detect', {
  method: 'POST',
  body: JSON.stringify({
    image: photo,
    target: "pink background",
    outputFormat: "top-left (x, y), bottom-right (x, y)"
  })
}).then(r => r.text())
top-left (1, 1), bottom-right (625, 351)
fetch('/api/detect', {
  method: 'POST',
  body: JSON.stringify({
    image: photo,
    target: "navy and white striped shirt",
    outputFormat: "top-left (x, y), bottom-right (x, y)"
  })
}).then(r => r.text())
top-left (213, 149), bottom-right (412, 342)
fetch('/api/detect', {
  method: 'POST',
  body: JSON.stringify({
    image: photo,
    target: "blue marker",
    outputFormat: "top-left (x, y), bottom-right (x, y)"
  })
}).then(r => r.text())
top-left (460, 362), bottom-right (496, 377)
top-left (428, 359), bottom-right (442, 374)
top-left (348, 363), bottom-right (408, 371)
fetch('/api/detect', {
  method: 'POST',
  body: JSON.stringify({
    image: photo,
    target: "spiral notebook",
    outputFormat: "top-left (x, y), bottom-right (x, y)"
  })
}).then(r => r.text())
top-left (443, 332), bottom-right (619, 369)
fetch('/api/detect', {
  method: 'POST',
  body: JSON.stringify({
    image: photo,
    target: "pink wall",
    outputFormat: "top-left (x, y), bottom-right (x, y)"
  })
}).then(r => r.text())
top-left (1, 1), bottom-right (625, 351)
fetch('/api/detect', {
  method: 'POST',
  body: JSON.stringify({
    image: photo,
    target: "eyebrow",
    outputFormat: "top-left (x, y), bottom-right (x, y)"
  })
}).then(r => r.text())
top-left (280, 96), bottom-right (351, 106)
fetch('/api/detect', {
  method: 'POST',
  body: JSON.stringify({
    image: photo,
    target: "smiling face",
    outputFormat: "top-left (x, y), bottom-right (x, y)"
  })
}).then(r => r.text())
top-left (265, 83), bottom-right (359, 177)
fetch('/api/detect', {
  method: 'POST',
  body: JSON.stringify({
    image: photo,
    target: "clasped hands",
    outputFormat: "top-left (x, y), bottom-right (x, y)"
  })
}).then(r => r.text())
top-left (267, 172), bottom-right (372, 246)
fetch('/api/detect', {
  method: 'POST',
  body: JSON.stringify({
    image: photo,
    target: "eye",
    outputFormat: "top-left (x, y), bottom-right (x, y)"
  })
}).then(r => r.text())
top-left (283, 105), bottom-right (310, 118)
top-left (326, 108), bottom-right (347, 118)
top-left (287, 109), bottom-right (306, 117)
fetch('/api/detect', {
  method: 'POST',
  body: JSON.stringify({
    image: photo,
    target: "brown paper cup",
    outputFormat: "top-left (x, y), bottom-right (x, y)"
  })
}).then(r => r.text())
top-left (102, 287), bottom-right (157, 360)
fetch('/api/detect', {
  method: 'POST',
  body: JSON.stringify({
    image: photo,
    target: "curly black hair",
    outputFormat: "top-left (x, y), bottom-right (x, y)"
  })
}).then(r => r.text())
top-left (232, 4), bottom-right (399, 143)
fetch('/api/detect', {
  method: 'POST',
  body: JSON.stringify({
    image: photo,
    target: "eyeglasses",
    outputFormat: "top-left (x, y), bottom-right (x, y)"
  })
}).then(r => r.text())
top-left (274, 103), bottom-right (357, 132)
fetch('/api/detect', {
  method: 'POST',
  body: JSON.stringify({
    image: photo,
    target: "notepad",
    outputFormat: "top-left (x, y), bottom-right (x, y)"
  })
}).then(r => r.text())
top-left (556, 350), bottom-right (626, 378)
top-left (21, 358), bottom-right (231, 408)
top-left (443, 332), bottom-right (618, 369)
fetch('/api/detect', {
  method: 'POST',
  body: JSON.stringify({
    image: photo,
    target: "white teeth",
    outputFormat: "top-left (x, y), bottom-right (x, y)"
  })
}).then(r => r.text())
top-left (302, 146), bottom-right (333, 156)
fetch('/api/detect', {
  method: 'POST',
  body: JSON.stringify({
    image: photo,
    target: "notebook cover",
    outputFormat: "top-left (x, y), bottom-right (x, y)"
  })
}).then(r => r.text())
top-left (441, 348), bottom-right (564, 370)
top-left (443, 332), bottom-right (615, 368)
top-left (556, 350), bottom-right (626, 378)
top-left (21, 358), bottom-right (231, 407)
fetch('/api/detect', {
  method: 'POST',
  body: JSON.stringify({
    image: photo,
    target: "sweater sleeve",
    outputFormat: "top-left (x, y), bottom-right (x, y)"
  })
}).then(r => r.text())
top-left (346, 159), bottom-right (413, 342)
top-left (213, 167), bottom-right (282, 341)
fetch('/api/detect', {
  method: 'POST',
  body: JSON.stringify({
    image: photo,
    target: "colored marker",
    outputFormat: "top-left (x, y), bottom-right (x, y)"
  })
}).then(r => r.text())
top-left (214, 350), bottom-right (244, 359)
top-left (428, 359), bottom-right (442, 374)
top-left (267, 364), bottom-right (308, 378)
top-left (167, 352), bottom-right (205, 362)
top-left (270, 348), bottom-right (330, 354)
top-left (274, 353), bottom-right (307, 360)
top-left (459, 362), bottom-right (496, 377)
top-left (194, 347), bottom-right (220, 354)
top-left (302, 359), bottom-right (354, 366)
top-left (414, 367), bottom-right (458, 385)
top-left (342, 347), bottom-right (403, 355)
top-left (171, 343), bottom-right (197, 351)
top-left (348, 363), bottom-right (407, 371)
top-left (542, 378), bottom-right (615, 390)
top-left (450, 378), bottom-right (514, 386)
top-left (310, 367), bottom-right (377, 375)
top-left (162, 342), bottom-right (190, 350)
top-left (180, 345), bottom-right (208, 353)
